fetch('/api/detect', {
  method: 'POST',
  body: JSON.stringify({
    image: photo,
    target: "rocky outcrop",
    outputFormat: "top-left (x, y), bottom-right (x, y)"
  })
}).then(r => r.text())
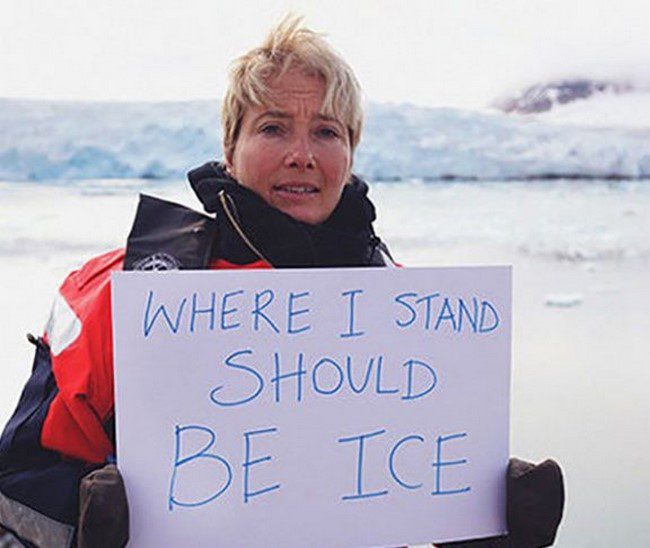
top-left (494, 79), bottom-right (632, 114)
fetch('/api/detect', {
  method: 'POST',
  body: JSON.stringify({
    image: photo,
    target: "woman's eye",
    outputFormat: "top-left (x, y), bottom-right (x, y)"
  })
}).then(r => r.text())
top-left (260, 124), bottom-right (282, 135)
top-left (315, 127), bottom-right (340, 139)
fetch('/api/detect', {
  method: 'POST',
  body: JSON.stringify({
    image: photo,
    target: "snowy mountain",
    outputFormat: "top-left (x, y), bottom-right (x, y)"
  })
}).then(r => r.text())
top-left (530, 90), bottom-right (650, 129)
top-left (493, 79), bottom-right (632, 114)
top-left (493, 78), bottom-right (650, 130)
top-left (1, 95), bottom-right (649, 182)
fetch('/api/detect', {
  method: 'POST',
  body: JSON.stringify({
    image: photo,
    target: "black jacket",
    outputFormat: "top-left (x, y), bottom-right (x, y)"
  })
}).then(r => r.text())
top-left (125, 162), bottom-right (394, 271)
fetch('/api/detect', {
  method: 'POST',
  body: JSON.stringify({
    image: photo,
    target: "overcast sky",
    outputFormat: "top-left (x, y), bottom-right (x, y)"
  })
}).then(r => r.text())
top-left (1, 0), bottom-right (649, 108)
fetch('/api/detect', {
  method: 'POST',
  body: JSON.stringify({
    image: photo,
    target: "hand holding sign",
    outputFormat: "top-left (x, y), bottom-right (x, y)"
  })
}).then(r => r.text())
top-left (112, 266), bottom-right (511, 547)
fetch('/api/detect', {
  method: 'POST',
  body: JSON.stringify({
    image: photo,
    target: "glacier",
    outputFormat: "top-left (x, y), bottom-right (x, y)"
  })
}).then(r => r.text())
top-left (1, 97), bottom-right (649, 181)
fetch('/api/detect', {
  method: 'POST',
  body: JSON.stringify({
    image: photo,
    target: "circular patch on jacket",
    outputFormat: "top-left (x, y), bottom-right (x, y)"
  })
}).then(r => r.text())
top-left (132, 252), bottom-right (181, 271)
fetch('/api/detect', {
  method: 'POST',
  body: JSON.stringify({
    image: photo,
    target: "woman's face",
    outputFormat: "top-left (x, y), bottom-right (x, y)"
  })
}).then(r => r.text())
top-left (226, 68), bottom-right (352, 225)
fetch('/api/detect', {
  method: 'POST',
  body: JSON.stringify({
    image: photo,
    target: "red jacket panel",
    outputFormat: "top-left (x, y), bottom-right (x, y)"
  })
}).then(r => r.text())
top-left (41, 250), bottom-right (272, 464)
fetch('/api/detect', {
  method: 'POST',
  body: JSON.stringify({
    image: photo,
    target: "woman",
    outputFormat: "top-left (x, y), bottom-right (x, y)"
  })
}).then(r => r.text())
top-left (0, 17), bottom-right (561, 548)
top-left (124, 17), bottom-right (392, 273)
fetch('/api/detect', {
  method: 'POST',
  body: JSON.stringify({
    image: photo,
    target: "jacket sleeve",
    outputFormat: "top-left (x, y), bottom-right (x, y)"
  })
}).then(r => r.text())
top-left (41, 249), bottom-right (125, 464)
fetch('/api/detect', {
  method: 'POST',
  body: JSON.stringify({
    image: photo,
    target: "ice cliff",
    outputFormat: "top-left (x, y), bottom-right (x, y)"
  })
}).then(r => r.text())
top-left (1, 95), bottom-right (649, 181)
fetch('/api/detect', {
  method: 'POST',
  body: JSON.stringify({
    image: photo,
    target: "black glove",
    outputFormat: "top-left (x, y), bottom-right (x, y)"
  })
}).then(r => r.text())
top-left (76, 459), bottom-right (563, 548)
top-left (77, 464), bottom-right (129, 548)
top-left (439, 457), bottom-right (564, 548)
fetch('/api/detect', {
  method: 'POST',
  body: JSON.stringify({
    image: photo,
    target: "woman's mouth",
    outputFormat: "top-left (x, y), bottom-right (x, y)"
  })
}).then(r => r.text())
top-left (272, 184), bottom-right (319, 195)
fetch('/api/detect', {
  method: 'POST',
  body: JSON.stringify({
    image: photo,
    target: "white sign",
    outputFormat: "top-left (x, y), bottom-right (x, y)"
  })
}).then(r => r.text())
top-left (112, 266), bottom-right (511, 547)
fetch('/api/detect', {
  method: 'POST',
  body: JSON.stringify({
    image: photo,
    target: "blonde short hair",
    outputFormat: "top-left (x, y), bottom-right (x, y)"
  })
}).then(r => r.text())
top-left (221, 16), bottom-right (363, 161)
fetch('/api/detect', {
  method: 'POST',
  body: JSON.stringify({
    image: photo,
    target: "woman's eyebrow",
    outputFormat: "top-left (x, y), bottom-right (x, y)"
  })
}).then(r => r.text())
top-left (316, 114), bottom-right (340, 122)
top-left (253, 111), bottom-right (342, 124)
top-left (252, 110), bottom-right (290, 124)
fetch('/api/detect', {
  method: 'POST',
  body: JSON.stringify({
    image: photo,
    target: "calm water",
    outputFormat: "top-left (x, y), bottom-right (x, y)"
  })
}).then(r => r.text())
top-left (1, 178), bottom-right (649, 546)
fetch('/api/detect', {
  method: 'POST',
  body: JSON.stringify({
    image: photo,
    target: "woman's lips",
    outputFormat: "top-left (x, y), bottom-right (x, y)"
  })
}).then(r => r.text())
top-left (272, 184), bottom-right (320, 195)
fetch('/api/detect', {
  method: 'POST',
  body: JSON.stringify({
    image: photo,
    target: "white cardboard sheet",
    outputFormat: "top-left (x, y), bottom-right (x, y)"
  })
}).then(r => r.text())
top-left (112, 266), bottom-right (511, 547)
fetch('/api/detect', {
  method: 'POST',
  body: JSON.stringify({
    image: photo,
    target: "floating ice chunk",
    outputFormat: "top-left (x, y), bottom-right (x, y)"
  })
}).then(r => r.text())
top-left (544, 293), bottom-right (584, 307)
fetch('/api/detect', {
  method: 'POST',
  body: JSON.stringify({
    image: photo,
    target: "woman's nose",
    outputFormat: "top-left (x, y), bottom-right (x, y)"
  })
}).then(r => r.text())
top-left (284, 135), bottom-right (315, 170)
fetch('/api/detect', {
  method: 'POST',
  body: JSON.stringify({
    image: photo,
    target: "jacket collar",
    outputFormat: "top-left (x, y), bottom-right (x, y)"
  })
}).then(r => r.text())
top-left (187, 162), bottom-right (382, 268)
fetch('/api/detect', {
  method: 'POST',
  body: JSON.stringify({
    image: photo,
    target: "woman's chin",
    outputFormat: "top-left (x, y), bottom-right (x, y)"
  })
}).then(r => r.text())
top-left (269, 195), bottom-right (331, 225)
top-left (275, 203), bottom-right (328, 225)
top-left (280, 207), bottom-right (324, 225)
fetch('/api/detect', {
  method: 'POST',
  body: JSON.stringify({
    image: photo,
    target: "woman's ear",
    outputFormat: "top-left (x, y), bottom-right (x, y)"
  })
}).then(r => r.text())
top-left (224, 149), bottom-right (236, 178)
